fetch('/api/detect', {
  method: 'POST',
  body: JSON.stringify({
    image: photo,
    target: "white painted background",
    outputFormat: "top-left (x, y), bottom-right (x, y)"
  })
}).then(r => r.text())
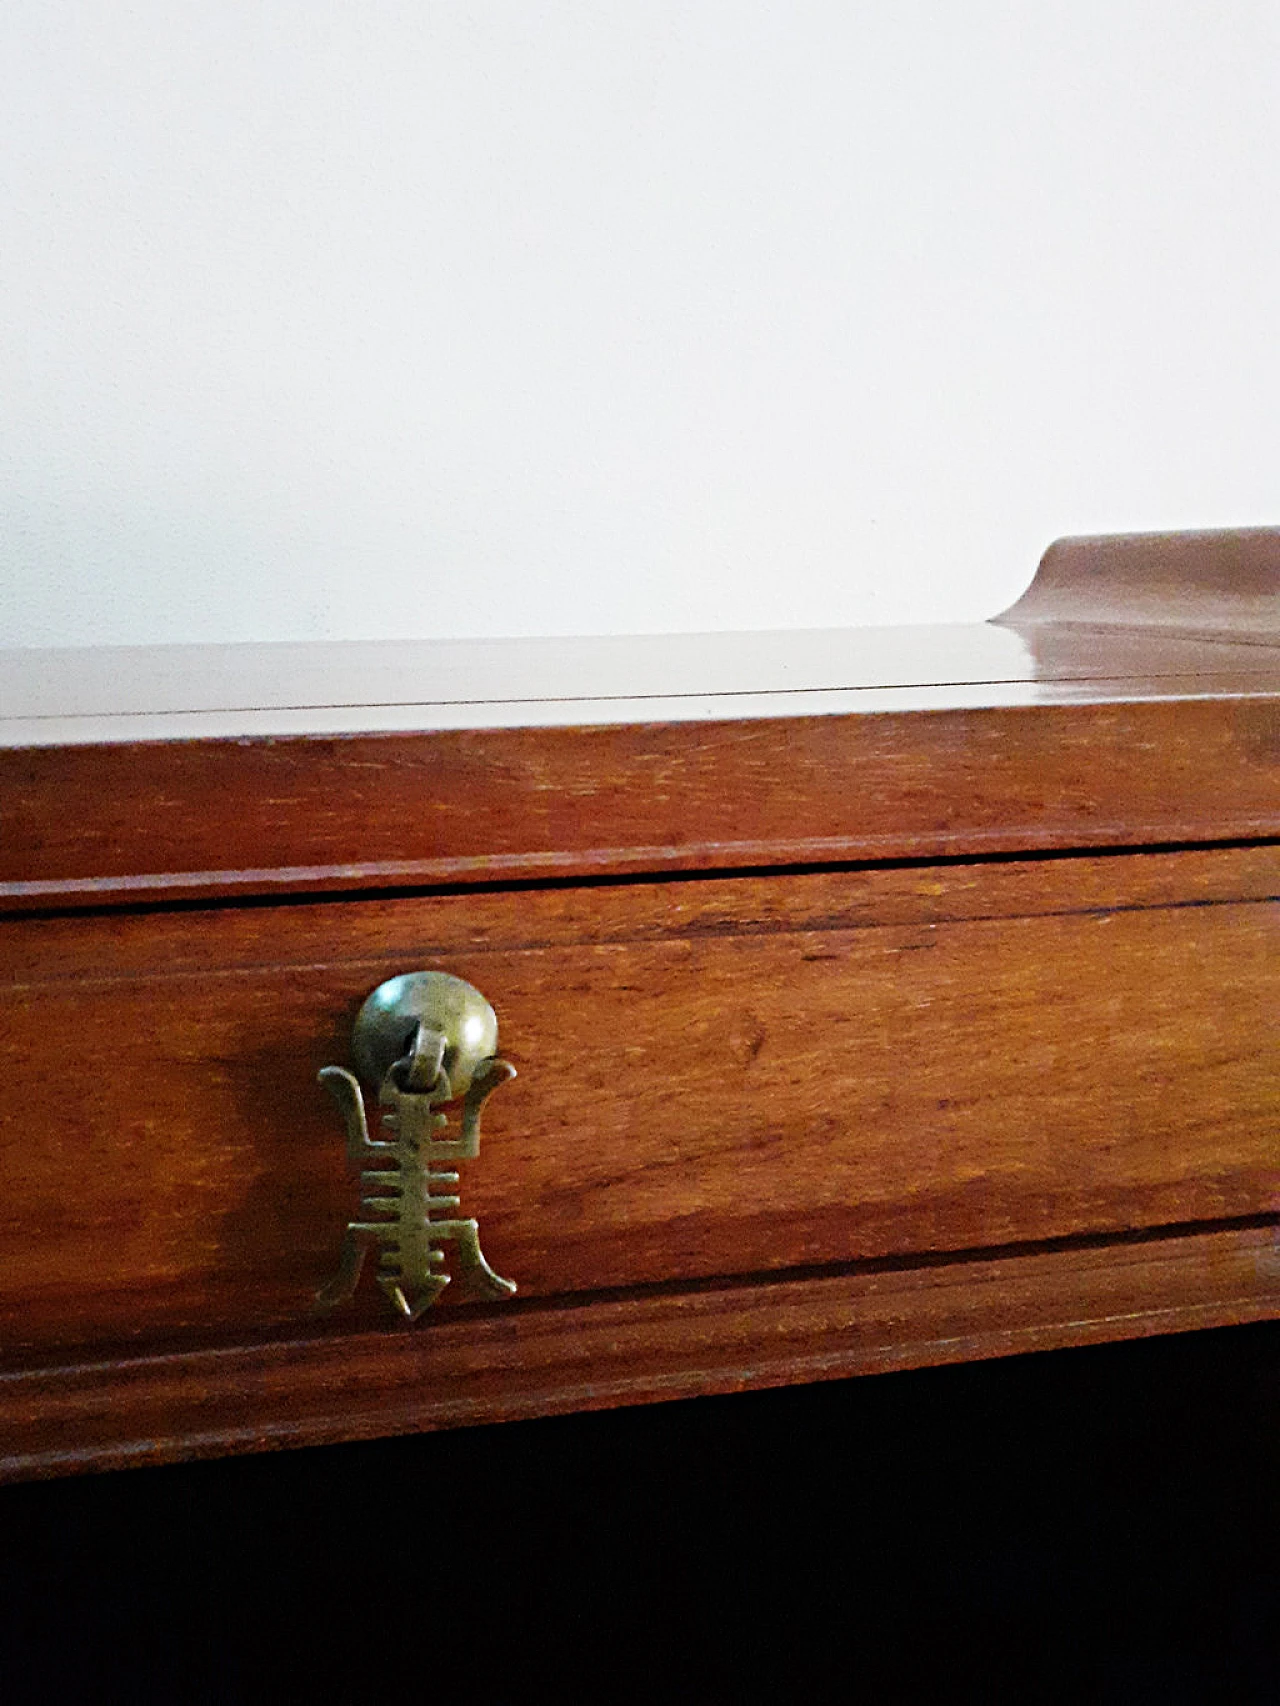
top-left (2, 2), bottom-right (1277, 648)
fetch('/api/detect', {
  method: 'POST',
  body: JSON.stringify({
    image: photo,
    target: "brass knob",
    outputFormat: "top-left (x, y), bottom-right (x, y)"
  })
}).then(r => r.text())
top-left (350, 971), bottom-right (500, 1099)
top-left (317, 972), bottom-right (516, 1322)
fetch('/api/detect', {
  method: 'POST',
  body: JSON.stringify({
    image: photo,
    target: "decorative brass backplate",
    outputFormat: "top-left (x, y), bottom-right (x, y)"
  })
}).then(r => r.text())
top-left (317, 972), bottom-right (516, 1322)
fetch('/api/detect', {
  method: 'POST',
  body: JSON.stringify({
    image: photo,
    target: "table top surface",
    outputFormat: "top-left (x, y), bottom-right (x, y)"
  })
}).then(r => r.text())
top-left (3, 529), bottom-right (1277, 746)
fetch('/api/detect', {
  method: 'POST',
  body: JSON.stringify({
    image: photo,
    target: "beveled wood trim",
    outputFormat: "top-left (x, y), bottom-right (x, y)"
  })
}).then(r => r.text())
top-left (7, 845), bottom-right (1277, 984)
top-left (4, 697), bottom-right (1279, 911)
top-left (2, 1223), bottom-right (1275, 1482)
top-left (999, 527), bottom-right (1280, 638)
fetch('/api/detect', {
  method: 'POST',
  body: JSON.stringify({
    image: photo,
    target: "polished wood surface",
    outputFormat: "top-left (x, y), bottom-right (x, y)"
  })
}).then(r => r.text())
top-left (3, 529), bottom-right (1278, 748)
top-left (1, 532), bottom-right (1276, 1481)
top-left (2, 849), bottom-right (1275, 1363)
top-left (2, 1224), bottom-right (1275, 1482)
top-left (2, 618), bottom-right (1277, 743)
top-left (3, 694), bottom-right (1278, 908)
top-left (1000, 526), bottom-right (1280, 636)
top-left (2, 529), bottom-right (1277, 910)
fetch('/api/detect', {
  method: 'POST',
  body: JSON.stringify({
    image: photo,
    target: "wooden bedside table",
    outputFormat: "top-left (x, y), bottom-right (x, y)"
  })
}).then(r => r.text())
top-left (1, 529), bottom-right (1276, 1480)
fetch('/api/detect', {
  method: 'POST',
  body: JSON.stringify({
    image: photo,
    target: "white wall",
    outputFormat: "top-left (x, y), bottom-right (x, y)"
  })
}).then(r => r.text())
top-left (2, 2), bottom-right (1277, 647)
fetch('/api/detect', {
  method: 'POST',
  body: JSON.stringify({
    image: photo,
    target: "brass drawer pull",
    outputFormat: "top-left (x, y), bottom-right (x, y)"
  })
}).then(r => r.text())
top-left (317, 972), bottom-right (517, 1321)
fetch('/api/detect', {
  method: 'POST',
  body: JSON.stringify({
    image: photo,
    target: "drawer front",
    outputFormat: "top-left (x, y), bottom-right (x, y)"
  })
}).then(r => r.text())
top-left (1, 850), bottom-right (1276, 1362)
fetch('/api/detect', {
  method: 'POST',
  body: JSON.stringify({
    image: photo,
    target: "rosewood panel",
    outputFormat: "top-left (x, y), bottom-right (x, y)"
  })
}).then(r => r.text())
top-left (2, 1223), bottom-right (1276, 1482)
top-left (2, 850), bottom-right (1274, 1363)
top-left (1, 696), bottom-right (1278, 908)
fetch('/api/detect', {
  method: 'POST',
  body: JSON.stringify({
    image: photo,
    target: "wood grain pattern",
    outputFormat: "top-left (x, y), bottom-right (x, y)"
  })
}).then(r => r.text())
top-left (2, 539), bottom-right (1277, 1484)
top-left (2, 849), bottom-right (1274, 1363)
top-left (2, 528), bottom-right (1277, 909)
top-left (2, 694), bottom-right (1279, 909)
top-left (3, 1222), bottom-right (1276, 1482)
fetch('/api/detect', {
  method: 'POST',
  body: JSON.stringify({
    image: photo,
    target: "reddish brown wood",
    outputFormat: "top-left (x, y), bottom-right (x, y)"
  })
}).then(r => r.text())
top-left (999, 526), bottom-right (1280, 636)
top-left (8, 621), bottom-right (1274, 737)
top-left (2, 849), bottom-right (1275, 1363)
top-left (2, 1223), bottom-right (1275, 1482)
top-left (2, 537), bottom-right (1277, 1485)
top-left (1, 526), bottom-right (1278, 911)
top-left (1, 692), bottom-right (1277, 909)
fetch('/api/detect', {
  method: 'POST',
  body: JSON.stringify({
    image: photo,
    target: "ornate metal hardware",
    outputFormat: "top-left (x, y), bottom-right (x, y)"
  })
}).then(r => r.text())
top-left (317, 971), bottom-right (516, 1321)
